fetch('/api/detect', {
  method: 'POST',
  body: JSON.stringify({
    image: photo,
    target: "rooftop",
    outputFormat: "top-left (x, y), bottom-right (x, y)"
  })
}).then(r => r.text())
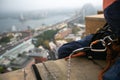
top-left (85, 14), bottom-right (104, 19)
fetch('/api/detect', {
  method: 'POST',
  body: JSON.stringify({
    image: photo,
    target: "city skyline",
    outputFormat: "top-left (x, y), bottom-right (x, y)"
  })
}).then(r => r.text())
top-left (0, 0), bottom-right (102, 12)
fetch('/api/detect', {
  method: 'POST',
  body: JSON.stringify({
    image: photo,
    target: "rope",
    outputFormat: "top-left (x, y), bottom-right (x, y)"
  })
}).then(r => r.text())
top-left (67, 51), bottom-right (77, 80)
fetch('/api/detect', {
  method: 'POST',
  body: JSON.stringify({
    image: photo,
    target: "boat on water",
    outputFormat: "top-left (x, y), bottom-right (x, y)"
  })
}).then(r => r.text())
top-left (19, 13), bottom-right (26, 22)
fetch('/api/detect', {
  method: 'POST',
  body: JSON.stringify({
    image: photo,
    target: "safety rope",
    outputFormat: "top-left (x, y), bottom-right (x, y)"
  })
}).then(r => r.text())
top-left (66, 35), bottom-right (115, 80)
top-left (67, 52), bottom-right (74, 80)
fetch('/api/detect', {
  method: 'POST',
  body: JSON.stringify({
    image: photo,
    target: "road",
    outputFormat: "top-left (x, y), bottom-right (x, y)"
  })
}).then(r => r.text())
top-left (0, 36), bottom-right (31, 56)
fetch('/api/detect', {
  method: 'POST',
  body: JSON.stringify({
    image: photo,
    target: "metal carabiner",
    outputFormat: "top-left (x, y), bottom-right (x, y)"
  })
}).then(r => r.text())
top-left (103, 35), bottom-right (115, 45)
top-left (90, 39), bottom-right (107, 52)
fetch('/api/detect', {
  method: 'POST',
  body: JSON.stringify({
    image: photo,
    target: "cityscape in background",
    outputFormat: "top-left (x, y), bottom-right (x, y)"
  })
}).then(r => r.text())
top-left (0, 0), bottom-right (102, 73)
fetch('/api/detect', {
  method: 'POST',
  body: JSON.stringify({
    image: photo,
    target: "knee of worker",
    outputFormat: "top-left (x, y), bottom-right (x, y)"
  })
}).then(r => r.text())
top-left (58, 41), bottom-right (82, 59)
top-left (58, 46), bottom-right (70, 59)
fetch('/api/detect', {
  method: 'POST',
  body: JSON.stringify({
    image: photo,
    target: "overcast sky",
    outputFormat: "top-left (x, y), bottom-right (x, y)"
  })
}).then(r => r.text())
top-left (0, 0), bottom-right (102, 12)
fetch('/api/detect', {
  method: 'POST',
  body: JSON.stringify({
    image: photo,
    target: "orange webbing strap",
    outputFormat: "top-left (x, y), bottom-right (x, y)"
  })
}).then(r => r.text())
top-left (65, 52), bottom-right (86, 60)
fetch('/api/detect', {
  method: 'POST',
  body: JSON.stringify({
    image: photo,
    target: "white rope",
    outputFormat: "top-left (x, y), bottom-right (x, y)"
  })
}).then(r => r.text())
top-left (67, 52), bottom-right (74, 80)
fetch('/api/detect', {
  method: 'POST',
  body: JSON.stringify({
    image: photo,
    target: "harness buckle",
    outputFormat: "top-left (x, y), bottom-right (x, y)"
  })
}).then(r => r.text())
top-left (103, 35), bottom-right (116, 45)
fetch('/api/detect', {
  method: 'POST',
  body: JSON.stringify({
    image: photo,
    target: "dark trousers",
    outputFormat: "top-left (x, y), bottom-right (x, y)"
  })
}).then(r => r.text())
top-left (104, 0), bottom-right (120, 37)
top-left (58, 34), bottom-right (93, 59)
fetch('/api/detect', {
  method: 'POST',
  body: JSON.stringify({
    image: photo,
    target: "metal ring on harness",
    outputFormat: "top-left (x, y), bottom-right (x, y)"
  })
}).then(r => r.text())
top-left (90, 39), bottom-right (107, 52)
top-left (90, 35), bottom-right (116, 52)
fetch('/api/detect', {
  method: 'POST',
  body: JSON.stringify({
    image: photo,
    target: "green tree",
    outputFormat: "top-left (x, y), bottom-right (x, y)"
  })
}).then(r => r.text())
top-left (72, 27), bottom-right (81, 34)
top-left (34, 29), bottom-right (58, 49)
top-left (43, 40), bottom-right (50, 49)
top-left (0, 66), bottom-right (4, 73)
top-left (0, 36), bottom-right (10, 44)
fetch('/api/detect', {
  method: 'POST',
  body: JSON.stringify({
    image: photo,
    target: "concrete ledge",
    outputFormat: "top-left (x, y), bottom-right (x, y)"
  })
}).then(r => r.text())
top-left (85, 14), bottom-right (106, 35)
top-left (0, 57), bottom-right (106, 80)
top-left (0, 66), bottom-right (36, 80)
